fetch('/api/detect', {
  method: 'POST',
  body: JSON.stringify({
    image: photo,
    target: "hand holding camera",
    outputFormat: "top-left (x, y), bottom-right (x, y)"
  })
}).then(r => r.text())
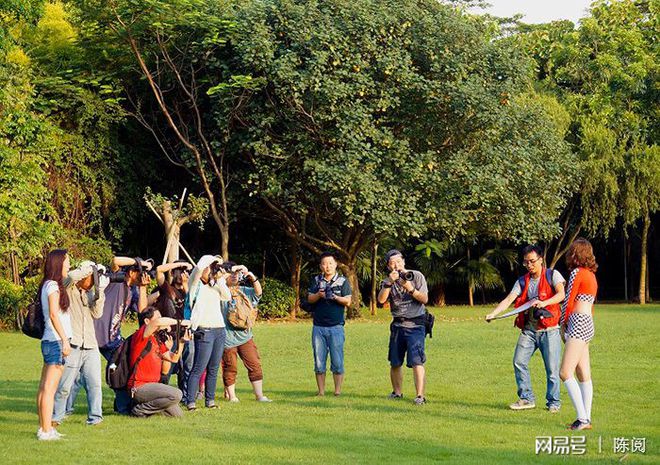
top-left (324, 285), bottom-right (336, 300)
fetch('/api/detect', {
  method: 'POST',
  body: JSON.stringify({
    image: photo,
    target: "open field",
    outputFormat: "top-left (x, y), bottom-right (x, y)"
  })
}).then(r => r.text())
top-left (0, 304), bottom-right (657, 464)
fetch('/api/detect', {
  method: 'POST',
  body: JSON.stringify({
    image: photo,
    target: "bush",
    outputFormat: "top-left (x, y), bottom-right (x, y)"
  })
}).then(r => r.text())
top-left (258, 278), bottom-right (295, 319)
top-left (0, 278), bottom-right (23, 329)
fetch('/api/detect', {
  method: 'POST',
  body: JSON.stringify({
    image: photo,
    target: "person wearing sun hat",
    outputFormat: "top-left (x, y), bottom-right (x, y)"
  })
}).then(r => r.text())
top-left (52, 260), bottom-right (109, 427)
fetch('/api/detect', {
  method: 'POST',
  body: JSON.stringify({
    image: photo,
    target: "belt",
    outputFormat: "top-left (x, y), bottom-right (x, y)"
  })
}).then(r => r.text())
top-left (393, 315), bottom-right (425, 325)
top-left (69, 344), bottom-right (95, 350)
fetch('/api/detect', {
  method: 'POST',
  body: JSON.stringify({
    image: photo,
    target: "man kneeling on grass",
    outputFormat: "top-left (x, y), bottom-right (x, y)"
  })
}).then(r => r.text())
top-left (128, 307), bottom-right (189, 417)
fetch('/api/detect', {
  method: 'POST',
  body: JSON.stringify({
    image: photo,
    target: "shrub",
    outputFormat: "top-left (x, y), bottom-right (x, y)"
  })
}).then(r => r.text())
top-left (258, 278), bottom-right (295, 319)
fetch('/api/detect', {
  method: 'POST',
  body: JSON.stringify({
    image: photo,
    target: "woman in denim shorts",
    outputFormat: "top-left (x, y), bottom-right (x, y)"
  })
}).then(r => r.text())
top-left (37, 250), bottom-right (72, 441)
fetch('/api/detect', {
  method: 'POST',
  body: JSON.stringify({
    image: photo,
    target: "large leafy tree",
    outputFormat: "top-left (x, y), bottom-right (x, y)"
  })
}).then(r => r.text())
top-left (211, 0), bottom-right (576, 314)
top-left (521, 0), bottom-right (659, 302)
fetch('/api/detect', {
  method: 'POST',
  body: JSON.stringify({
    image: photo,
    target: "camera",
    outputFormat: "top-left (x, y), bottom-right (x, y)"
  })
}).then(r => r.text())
top-left (396, 270), bottom-right (415, 281)
top-left (156, 320), bottom-right (190, 344)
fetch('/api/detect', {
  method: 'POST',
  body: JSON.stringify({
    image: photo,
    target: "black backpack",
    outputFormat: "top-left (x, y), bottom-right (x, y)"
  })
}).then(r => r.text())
top-left (21, 300), bottom-right (45, 340)
top-left (106, 333), bottom-right (152, 390)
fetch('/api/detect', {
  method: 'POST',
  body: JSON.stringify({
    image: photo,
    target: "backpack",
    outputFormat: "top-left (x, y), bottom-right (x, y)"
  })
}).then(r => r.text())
top-left (226, 288), bottom-right (258, 330)
top-left (106, 333), bottom-right (152, 390)
top-left (21, 294), bottom-right (45, 340)
top-left (183, 282), bottom-right (201, 320)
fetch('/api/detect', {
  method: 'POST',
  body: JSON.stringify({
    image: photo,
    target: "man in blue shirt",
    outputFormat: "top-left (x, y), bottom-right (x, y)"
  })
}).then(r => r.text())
top-left (307, 252), bottom-right (352, 396)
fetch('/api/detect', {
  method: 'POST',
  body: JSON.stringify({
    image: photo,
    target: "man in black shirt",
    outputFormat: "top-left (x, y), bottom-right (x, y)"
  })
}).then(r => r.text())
top-left (307, 252), bottom-right (352, 396)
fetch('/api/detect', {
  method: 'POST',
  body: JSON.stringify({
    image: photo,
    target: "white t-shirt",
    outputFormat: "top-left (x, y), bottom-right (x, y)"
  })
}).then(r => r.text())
top-left (190, 281), bottom-right (229, 330)
top-left (41, 280), bottom-right (73, 342)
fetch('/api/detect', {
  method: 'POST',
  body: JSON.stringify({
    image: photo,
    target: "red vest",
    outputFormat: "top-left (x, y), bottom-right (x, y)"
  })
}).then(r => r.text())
top-left (514, 268), bottom-right (560, 330)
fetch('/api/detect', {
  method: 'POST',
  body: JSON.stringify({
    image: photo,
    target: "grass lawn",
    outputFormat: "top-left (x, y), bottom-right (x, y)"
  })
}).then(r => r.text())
top-left (0, 304), bottom-right (658, 464)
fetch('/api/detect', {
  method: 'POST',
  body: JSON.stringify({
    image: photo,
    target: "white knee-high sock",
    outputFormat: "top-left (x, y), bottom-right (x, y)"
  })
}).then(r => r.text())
top-left (564, 377), bottom-right (588, 421)
top-left (579, 380), bottom-right (593, 420)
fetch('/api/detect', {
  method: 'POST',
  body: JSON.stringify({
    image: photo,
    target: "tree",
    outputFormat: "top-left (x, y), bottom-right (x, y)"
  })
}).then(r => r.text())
top-left (73, 0), bottom-right (253, 259)
top-left (144, 188), bottom-right (208, 264)
top-left (213, 0), bottom-right (576, 315)
top-left (521, 0), bottom-right (659, 301)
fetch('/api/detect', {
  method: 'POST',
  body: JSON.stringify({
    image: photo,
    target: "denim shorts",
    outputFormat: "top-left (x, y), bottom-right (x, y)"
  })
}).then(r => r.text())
top-left (41, 340), bottom-right (65, 366)
top-left (388, 323), bottom-right (426, 368)
top-left (312, 325), bottom-right (345, 374)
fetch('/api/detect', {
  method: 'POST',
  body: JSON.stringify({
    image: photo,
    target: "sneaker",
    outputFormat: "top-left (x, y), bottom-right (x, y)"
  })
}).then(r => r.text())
top-left (414, 396), bottom-right (426, 405)
top-left (229, 397), bottom-right (240, 403)
top-left (568, 419), bottom-right (592, 430)
top-left (86, 418), bottom-right (103, 426)
top-left (51, 420), bottom-right (61, 427)
top-left (547, 405), bottom-right (560, 414)
top-left (509, 399), bottom-right (536, 410)
top-left (196, 391), bottom-right (204, 400)
top-left (186, 404), bottom-right (197, 411)
top-left (205, 403), bottom-right (218, 409)
top-left (37, 428), bottom-right (61, 441)
top-left (257, 396), bottom-right (272, 402)
top-left (388, 392), bottom-right (403, 400)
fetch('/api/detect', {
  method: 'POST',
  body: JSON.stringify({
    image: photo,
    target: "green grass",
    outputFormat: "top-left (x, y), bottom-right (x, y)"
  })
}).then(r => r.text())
top-left (0, 304), bottom-right (658, 464)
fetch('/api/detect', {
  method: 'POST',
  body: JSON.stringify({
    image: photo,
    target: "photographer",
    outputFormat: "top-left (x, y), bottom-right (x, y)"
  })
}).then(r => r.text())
top-left (128, 307), bottom-right (189, 418)
top-left (52, 261), bottom-right (108, 427)
top-left (185, 255), bottom-right (232, 410)
top-left (377, 250), bottom-right (429, 405)
top-left (151, 261), bottom-right (192, 386)
top-left (485, 245), bottom-right (565, 413)
top-left (307, 252), bottom-right (352, 397)
top-left (88, 256), bottom-right (152, 414)
top-left (220, 262), bottom-right (271, 402)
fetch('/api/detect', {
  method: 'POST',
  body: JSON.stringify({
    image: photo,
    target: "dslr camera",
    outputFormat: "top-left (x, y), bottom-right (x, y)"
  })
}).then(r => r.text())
top-left (156, 320), bottom-right (190, 344)
top-left (395, 270), bottom-right (415, 282)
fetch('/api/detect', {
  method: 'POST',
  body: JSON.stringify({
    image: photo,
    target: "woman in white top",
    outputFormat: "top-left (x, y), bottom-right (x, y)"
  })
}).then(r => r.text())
top-left (37, 249), bottom-right (72, 441)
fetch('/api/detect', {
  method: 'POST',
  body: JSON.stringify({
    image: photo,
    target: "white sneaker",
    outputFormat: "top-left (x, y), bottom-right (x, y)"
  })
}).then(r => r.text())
top-left (229, 397), bottom-right (240, 403)
top-left (37, 428), bottom-right (60, 441)
top-left (257, 396), bottom-right (272, 402)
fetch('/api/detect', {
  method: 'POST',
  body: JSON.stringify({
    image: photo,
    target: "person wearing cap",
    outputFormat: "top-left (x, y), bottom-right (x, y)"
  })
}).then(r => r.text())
top-left (307, 252), bottom-right (352, 396)
top-left (52, 260), bottom-right (109, 427)
top-left (377, 249), bottom-right (429, 405)
top-left (185, 255), bottom-right (232, 410)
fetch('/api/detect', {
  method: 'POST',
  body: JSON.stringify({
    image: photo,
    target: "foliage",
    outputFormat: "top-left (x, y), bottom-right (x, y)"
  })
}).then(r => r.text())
top-left (258, 277), bottom-right (296, 319)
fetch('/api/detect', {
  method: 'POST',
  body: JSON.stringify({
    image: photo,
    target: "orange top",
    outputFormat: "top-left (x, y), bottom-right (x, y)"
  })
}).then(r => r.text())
top-left (561, 267), bottom-right (598, 324)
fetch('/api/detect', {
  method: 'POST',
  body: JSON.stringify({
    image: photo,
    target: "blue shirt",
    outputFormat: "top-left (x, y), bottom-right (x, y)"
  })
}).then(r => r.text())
top-left (308, 274), bottom-right (352, 327)
top-left (222, 286), bottom-right (261, 349)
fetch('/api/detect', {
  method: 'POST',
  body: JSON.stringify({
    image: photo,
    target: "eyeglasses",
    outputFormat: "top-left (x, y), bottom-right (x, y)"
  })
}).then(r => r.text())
top-left (522, 257), bottom-right (542, 266)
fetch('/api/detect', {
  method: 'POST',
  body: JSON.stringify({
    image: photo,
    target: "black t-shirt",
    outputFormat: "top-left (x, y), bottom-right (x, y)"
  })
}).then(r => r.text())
top-left (308, 274), bottom-right (352, 327)
top-left (156, 283), bottom-right (186, 319)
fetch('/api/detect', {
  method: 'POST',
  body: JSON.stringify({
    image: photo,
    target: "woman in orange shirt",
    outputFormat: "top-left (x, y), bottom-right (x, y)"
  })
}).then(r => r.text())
top-left (559, 238), bottom-right (598, 431)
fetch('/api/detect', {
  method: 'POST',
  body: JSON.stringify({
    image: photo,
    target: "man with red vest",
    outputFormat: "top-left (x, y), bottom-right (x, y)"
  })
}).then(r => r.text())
top-left (486, 245), bottom-right (566, 413)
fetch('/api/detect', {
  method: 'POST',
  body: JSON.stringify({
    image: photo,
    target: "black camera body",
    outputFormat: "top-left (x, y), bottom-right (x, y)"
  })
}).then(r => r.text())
top-left (396, 270), bottom-right (415, 282)
top-left (156, 320), bottom-right (189, 344)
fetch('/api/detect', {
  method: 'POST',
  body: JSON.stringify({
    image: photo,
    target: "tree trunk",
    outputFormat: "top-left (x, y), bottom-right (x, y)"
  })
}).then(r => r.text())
top-left (432, 283), bottom-right (446, 307)
top-left (467, 248), bottom-right (473, 306)
top-left (341, 262), bottom-right (361, 319)
top-left (369, 239), bottom-right (378, 315)
top-left (639, 213), bottom-right (650, 305)
top-left (289, 238), bottom-right (301, 319)
top-left (219, 223), bottom-right (229, 260)
top-left (9, 251), bottom-right (19, 285)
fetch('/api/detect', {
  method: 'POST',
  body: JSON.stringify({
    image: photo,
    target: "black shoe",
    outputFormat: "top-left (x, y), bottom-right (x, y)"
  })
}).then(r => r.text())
top-left (388, 392), bottom-right (403, 400)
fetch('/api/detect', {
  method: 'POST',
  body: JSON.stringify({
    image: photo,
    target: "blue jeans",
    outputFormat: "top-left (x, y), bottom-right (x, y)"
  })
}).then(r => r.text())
top-left (187, 327), bottom-right (226, 407)
top-left (53, 346), bottom-right (103, 423)
top-left (179, 340), bottom-right (195, 404)
top-left (513, 327), bottom-right (562, 408)
top-left (312, 325), bottom-right (345, 374)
